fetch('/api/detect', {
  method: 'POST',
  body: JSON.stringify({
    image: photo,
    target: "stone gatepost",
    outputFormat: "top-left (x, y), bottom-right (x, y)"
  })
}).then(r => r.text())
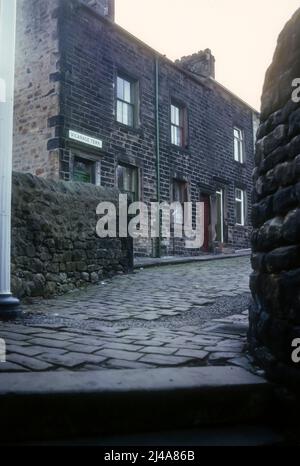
top-left (249, 8), bottom-right (300, 382)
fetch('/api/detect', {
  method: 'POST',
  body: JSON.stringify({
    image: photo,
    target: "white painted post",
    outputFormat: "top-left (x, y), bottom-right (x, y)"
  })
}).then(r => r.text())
top-left (0, 0), bottom-right (20, 312)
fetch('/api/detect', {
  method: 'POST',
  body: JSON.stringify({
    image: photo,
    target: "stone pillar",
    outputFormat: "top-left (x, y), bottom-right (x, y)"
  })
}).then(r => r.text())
top-left (248, 8), bottom-right (300, 382)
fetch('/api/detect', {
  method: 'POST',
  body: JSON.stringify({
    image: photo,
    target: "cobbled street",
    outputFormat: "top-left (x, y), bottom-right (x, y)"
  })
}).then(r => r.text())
top-left (0, 257), bottom-right (258, 373)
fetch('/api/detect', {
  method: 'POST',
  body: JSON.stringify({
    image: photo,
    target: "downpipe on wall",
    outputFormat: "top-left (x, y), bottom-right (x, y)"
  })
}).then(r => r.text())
top-left (155, 55), bottom-right (161, 258)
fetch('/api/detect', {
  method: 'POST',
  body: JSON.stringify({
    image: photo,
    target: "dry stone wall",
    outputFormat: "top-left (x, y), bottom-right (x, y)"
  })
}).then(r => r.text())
top-left (249, 8), bottom-right (300, 382)
top-left (11, 173), bottom-right (133, 299)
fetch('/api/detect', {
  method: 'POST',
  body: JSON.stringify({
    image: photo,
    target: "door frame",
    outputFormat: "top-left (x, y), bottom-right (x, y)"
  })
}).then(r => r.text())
top-left (216, 189), bottom-right (224, 243)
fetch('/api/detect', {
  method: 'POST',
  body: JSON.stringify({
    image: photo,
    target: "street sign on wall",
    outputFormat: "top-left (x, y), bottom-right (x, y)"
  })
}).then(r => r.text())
top-left (69, 130), bottom-right (103, 149)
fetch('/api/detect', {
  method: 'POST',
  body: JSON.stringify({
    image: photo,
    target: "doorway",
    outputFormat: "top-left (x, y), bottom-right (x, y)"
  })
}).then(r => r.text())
top-left (200, 194), bottom-right (211, 252)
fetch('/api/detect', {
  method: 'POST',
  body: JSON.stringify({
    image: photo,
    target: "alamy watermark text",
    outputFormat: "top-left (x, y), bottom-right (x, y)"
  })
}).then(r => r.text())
top-left (0, 339), bottom-right (6, 363)
top-left (96, 195), bottom-right (205, 249)
top-left (292, 78), bottom-right (300, 103)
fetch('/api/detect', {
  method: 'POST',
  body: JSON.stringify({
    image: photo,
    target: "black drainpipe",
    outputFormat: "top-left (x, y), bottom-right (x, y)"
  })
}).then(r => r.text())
top-left (155, 55), bottom-right (161, 258)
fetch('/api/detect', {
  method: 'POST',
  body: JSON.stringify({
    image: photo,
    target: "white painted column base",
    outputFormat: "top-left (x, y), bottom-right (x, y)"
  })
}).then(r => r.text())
top-left (0, 0), bottom-right (20, 314)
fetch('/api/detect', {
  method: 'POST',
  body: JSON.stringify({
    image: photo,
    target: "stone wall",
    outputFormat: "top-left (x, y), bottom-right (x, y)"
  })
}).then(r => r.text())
top-left (249, 8), bottom-right (300, 382)
top-left (11, 173), bottom-right (133, 299)
top-left (13, 0), bottom-right (257, 257)
top-left (58, 0), bottom-right (257, 255)
top-left (13, 0), bottom-right (61, 179)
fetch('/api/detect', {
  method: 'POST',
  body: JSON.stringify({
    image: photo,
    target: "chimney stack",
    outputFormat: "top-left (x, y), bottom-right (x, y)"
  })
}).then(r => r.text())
top-left (176, 49), bottom-right (215, 79)
top-left (83, 0), bottom-right (115, 21)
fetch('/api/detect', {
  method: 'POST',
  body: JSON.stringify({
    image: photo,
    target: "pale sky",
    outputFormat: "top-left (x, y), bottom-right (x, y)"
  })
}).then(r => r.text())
top-left (115, 0), bottom-right (300, 111)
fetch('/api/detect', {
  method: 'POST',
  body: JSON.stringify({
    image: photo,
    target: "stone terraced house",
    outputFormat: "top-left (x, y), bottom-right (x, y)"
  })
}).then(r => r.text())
top-left (13, 0), bottom-right (259, 257)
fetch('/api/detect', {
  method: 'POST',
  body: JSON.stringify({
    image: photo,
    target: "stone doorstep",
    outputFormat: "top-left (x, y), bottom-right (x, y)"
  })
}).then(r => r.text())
top-left (0, 365), bottom-right (268, 395)
top-left (0, 366), bottom-right (273, 442)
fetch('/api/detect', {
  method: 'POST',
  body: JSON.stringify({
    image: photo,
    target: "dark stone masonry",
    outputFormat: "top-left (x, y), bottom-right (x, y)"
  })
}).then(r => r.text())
top-left (13, 0), bottom-right (259, 257)
top-left (11, 172), bottom-right (133, 299)
top-left (249, 8), bottom-right (300, 382)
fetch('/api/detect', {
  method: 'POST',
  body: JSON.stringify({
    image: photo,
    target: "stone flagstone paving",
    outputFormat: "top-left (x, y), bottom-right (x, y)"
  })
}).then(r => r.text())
top-left (0, 257), bottom-right (262, 375)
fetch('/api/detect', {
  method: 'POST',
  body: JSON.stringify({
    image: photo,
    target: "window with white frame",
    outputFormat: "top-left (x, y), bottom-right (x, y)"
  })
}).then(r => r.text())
top-left (172, 180), bottom-right (188, 225)
top-left (171, 103), bottom-right (186, 147)
top-left (173, 179), bottom-right (188, 204)
top-left (117, 163), bottom-right (139, 202)
top-left (116, 75), bottom-right (136, 127)
top-left (235, 188), bottom-right (246, 226)
top-left (234, 127), bottom-right (245, 163)
top-left (72, 156), bottom-right (100, 186)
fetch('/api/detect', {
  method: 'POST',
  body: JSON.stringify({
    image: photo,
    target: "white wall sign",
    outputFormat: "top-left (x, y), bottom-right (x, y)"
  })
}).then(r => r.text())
top-left (69, 130), bottom-right (103, 149)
